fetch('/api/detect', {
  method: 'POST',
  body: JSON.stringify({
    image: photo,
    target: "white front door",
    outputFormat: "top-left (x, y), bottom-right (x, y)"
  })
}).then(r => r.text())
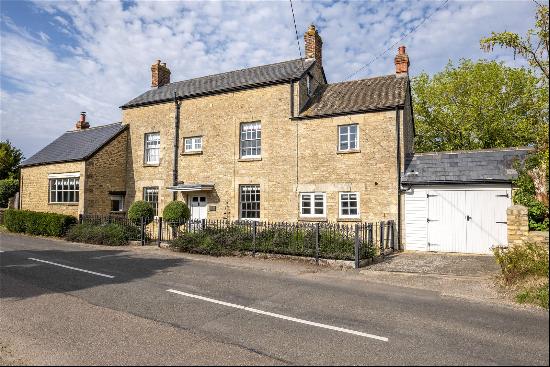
top-left (190, 196), bottom-right (207, 220)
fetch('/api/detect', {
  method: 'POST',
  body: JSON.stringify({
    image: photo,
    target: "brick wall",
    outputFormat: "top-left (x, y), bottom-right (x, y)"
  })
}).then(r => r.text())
top-left (20, 161), bottom-right (85, 217)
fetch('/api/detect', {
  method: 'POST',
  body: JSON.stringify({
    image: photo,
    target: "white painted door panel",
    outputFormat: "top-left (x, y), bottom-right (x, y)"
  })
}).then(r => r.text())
top-left (427, 190), bottom-right (466, 252)
top-left (404, 188), bottom-right (428, 251)
top-left (465, 190), bottom-right (511, 253)
top-left (190, 196), bottom-right (207, 220)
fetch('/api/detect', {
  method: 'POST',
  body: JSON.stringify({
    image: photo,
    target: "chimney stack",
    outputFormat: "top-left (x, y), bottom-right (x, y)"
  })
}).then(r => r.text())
top-left (75, 112), bottom-right (90, 130)
top-left (151, 60), bottom-right (171, 88)
top-left (304, 24), bottom-right (323, 66)
top-left (394, 45), bottom-right (410, 76)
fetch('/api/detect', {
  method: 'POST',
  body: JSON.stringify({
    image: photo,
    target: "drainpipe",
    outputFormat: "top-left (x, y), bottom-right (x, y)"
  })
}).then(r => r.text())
top-left (173, 92), bottom-right (180, 201)
top-left (396, 107), bottom-right (402, 249)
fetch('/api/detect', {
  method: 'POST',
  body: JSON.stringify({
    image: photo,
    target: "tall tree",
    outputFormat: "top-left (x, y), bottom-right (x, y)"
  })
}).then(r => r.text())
top-left (0, 140), bottom-right (24, 180)
top-left (481, 4), bottom-right (549, 211)
top-left (412, 59), bottom-right (548, 153)
top-left (481, 4), bottom-right (549, 81)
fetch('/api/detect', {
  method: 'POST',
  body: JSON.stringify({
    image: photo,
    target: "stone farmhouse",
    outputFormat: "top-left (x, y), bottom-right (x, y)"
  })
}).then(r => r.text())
top-left (19, 25), bottom-right (529, 254)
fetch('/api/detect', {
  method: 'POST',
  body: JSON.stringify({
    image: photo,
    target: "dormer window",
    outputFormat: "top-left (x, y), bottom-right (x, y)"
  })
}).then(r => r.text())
top-left (306, 74), bottom-right (312, 96)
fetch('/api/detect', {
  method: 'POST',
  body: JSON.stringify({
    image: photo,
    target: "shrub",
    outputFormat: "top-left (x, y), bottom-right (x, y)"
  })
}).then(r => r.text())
top-left (128, 201), bottom-right (154, 225)
top-left (66, 223), bottom-right (136, 246)
top-left (3, 209), bottom-right (76, 237)
top-left (0, 178), bottom-right (19, 208)
top-left (493, 243), bottom-right (549, 284)
top-left (163, 201), bottom-right (190, 223)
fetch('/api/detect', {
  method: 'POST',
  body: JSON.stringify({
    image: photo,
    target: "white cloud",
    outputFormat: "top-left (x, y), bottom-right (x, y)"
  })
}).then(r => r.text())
top-left (0, 0), bottom-right (539, 158)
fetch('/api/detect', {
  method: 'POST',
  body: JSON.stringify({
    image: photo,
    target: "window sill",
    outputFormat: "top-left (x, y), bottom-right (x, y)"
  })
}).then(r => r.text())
top-left (143, 163), bottom-right (160, 167)
top-left (298, 217), bottom-right (328, 222)
top-left (337, 149), bottom-right (361, 155)
top-left (238, 157), bottom-right (262, 162)
top-left (110, 211), bottom-right (127, 214)
top-left (337, 217), bottom-right (362, 222)
top-left (181, 151), bottom-right (203, 156)
top-left (49, 203), bottom-right (79, 206)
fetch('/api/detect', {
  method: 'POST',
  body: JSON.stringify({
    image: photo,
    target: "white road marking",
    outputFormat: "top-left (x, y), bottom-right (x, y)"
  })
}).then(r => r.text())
top-left (28, 258), bottom-right (115, 279)
top-left (166, 289), bottom-right (388, 342)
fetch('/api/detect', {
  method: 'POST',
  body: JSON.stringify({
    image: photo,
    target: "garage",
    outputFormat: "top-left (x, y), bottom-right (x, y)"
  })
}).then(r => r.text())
top-left (402, 148), bottom-right (531, 254)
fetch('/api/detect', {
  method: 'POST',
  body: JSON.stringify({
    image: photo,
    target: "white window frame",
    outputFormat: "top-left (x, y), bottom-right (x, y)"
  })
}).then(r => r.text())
top-left (339, 192), bottom-right (360, 218)
top-left (143, 186), bottom-right (159, 216)
top-left (306, 74), bottom-right (312, 96)
top-left (240, 121), bottom-right (261, 158)
top-left (184, 136), bottom-right (202, 153)
top-left (110, 195), bottom-right (124, 212)
top-left (49, 176), bottom-right (80, 204)
top-left (338, 124), bottom-right (359, 152)
top-left (300, 192), bottom-right (326, 218)
top-left (239, 184), bottom-right (260, 221)
top-left (144, 132), bottom-right (160, 164)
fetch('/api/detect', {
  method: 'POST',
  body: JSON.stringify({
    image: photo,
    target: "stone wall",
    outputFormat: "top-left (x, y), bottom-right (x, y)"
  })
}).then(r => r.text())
top-left (507, 204), bottom-right (549, 247)
top-left (122, 81), bottom-right (410, 224)
top-left (85, 129), bottom-right (128, 215)
top-left (20, 161), bottom-right (85, 217)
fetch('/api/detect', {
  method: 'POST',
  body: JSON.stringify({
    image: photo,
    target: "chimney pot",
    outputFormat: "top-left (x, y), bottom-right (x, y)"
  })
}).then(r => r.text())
top-left (151, 59), bottom-right (171, 88)
top-left (75, 111), bottom-right (90, 130)
top-left (394, 45), bottom-right (410, 76)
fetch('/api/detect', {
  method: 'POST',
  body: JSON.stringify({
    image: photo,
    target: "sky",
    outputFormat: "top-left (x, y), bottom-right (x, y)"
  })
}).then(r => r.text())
top-left (0, 0), bottom-right (542, 158)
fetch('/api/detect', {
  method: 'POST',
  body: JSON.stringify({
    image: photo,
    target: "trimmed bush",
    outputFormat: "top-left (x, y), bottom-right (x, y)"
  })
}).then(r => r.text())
top-left (170, 226), bottom-right (253, 256)
top-left (0, 178), bottom-right (19, 208)
top-left (127, 200), bottom-right (154, 225)
top-left (3, 209), bottom-right (76, 237)
top-left (163, 201), bottom-right (190, 223)
top-left (66, 223), bottom-right (138, 246)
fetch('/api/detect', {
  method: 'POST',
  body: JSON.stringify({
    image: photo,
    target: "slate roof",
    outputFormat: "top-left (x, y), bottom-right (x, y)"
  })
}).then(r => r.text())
top-left (402, 147), bottom-right (532, 184)
top-left (299, 74), bottom-right (408, 117)
top-left (122, 58), bottom-right (316, 109)
top-left (21, 123), bottom-right (127, 167)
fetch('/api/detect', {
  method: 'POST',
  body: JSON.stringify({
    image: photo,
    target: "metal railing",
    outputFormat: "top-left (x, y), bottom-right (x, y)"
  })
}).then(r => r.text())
top-left (78, 214), bottom-right (396, 268)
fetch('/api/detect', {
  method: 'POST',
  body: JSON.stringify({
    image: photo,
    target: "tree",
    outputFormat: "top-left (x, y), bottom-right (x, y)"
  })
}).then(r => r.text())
top-left (481, 4), bottom-right (549, 224)
top-left (412, 59), bottom-right (548, 153)
top-left (127, 201), bottom-right (155, 225)
top-left (481, 5), bottom-right (549, 81)
top-left (0, 140), bottom-right (24, 180)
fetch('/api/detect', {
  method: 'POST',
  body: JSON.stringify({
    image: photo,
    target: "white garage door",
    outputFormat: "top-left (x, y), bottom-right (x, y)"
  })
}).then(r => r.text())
top-left (404, 185), bottom-right (511, 254)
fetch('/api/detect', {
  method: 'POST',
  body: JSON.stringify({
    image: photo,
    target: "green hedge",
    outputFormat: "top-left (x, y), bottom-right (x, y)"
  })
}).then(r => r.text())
top-left (3, 209), bottom-right (76, 237)
top-left (66, 223), bottom-right (140, 246)
top-left (169, 225), bottom-right (363, 260)
top-left (0, 178), bottom-right (19, 208)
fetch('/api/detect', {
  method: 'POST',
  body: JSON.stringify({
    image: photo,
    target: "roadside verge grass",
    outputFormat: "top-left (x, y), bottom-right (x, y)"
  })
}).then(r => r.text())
top-left (493, 243), bottom-right (549, 309)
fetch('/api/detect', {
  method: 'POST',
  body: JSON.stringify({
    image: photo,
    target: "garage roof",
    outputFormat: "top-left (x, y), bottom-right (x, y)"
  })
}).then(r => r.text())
top-left (402, 147), bottom-right (532, 185)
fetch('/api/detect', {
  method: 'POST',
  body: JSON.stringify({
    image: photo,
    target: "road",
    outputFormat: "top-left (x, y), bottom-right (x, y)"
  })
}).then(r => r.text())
top-left (1, 232), bottom-right (548, 365)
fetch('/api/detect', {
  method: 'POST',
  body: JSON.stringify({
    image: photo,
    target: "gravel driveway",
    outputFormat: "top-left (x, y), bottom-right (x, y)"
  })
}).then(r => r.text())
top-left (367, 251), bottom-right (500, 277)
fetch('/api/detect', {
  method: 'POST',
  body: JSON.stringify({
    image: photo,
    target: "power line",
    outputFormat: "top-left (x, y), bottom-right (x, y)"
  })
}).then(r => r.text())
top-left (289, 0), bottom-right (305, 72)
top-left (343, 0), bottom-right (450, 81)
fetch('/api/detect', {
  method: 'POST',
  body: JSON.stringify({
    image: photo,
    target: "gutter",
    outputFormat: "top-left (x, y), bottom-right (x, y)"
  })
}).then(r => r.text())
top-left (290, 105), bottom-right (404, 121)
top-left (396, 107), bottom-right (402, 249)
top-left (173, 92), bottom-right (181, 201)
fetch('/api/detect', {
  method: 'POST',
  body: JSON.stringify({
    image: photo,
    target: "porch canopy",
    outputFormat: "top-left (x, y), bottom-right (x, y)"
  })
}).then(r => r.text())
top-left (166, 183), bottom-right (215, 192)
